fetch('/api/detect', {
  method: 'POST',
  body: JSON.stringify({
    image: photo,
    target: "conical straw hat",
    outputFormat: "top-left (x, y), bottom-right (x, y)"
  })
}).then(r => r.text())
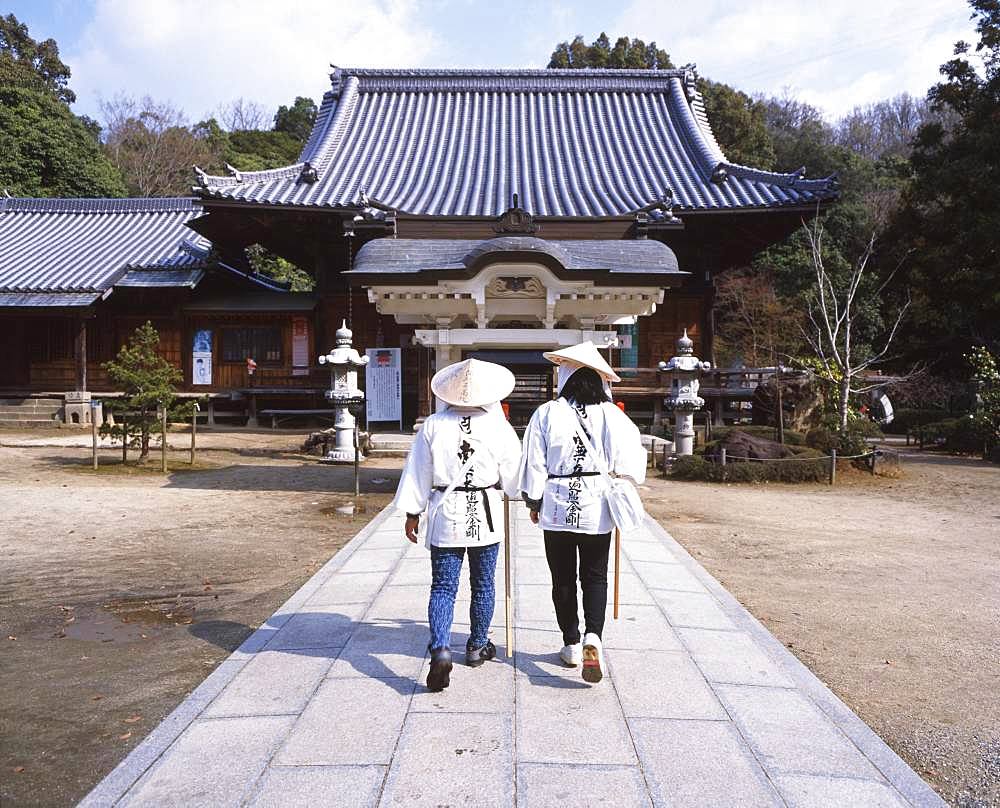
top-left (431, 358), bottom-right (516, 407)
top-left (542, 341), bottom-right (621, 383)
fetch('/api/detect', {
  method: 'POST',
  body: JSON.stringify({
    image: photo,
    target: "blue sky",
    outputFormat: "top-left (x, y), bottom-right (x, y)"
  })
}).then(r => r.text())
top-left (9, 0), bottom-right (980, 125)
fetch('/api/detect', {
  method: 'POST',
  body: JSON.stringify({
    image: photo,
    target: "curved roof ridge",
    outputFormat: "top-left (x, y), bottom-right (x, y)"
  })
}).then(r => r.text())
top-left (339, 67), bottom-right (690, 78)
top-left (719, 162), bottom-right (838, 191)
top-left (0, 197), bottom-right (200, 214)
top-left (195, 162), bottom-right (305, 190)
top-left (306, 75), bottom-right (360, 175)
top-left (334, 66), bottom-right (688, 94)
top-left (665, 68), bottom-right (727, 183)
top-left (197, 77), bottom-right (360, 194)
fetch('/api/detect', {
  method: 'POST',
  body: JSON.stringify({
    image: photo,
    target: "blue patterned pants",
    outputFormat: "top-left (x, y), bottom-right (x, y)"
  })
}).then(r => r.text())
top-left (428, 543), bottom-right (499, 652)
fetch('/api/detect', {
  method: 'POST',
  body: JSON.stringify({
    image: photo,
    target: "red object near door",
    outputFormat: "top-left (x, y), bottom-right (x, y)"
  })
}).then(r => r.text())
top-left (501, 401), bottom-right (510, 420)
top-left (615, 401), bottom-right (626, 412)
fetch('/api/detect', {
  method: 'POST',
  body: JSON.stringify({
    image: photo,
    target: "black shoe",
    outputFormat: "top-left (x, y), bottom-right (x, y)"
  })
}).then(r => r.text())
top-left (426, 647), bottom-right (453, 692)
top-left (465, 640), bottom-right (497, 667)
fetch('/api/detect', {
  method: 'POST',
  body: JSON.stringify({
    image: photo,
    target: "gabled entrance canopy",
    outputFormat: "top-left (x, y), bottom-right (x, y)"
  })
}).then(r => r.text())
top-left (348, 235), bottom-right (684, 332)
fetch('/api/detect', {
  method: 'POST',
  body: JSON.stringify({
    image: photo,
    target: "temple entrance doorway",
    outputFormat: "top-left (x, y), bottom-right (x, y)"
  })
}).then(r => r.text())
top-left (463, 349), bottom-right (553, 428)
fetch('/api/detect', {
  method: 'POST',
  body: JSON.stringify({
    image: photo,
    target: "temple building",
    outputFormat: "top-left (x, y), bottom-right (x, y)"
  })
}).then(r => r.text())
top-left (0, 67), bottom-right (837, 428)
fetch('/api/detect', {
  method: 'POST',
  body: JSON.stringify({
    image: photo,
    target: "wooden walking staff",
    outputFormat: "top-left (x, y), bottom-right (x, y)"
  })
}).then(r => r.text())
top-left (613, 527), bottom-right (621, 620)
top-left (503, 494), bottom-right (513, 654)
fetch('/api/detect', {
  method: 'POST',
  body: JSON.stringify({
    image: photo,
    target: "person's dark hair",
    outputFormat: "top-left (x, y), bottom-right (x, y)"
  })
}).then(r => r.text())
top-left (559, 367), bottom-right (610, 406)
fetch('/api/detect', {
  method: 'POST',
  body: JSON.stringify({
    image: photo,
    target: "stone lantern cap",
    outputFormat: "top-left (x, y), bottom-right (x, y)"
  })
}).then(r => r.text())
top-left (658, 330), bottom-right (711, 373)
top-left (319, 320), bottom-right (370, 367)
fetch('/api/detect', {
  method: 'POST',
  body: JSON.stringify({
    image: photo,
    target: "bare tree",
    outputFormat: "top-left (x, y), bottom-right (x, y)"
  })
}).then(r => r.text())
top-left (100, 94), bottom-right (212, 196)
top-left (835, 94), bottom-right (931, 160)
top-left (217, 97), bottom-right (270, 131)
top-left (714, 268), bottom-right (804, 368)
top-left (801, 217), bottom-right (911, 431)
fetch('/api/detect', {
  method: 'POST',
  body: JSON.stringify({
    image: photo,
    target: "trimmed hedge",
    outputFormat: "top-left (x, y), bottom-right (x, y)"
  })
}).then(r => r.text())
top-left (885, 408), bottom-right (950, 434)
top-left (671, 453), bottom-right (830, 483)
top-left (917, 416), bottom-right (992, 454)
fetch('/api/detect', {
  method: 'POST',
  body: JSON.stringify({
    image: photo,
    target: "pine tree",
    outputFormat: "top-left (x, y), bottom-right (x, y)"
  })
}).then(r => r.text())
top-left (101, 322), bottom-right (184, 460)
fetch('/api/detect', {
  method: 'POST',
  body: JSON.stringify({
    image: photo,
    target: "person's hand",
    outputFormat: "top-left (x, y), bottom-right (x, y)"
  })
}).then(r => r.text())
top-left (405, 515), bottom-right (419, 543)
top-left (530, 510), bottom-right (540, 525)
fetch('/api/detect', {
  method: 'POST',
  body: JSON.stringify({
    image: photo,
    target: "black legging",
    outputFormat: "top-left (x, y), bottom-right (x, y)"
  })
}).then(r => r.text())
top-left (543, 530), bottom-right (612, 645)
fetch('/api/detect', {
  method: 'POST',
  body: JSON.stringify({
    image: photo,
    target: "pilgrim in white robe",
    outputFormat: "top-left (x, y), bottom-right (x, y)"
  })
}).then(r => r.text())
top-left (519, 398), bottom-right (647, 534)
top-left (392, 404), bottom-right (522, 548)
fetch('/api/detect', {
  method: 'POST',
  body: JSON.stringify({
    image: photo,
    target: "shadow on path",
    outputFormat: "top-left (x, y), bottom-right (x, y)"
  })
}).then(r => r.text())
top-left (190, 612), bottom-right (431, 696)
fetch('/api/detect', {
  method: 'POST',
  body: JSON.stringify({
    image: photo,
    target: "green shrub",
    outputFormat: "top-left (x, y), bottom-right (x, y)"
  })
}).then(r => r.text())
top-left (670, 453), bottom-right (829, 483)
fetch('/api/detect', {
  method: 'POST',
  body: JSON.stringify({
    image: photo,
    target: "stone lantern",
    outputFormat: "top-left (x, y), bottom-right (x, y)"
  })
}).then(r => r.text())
top-left (658, 329), bottom-right (711, 456)
top-left (318, 320), bottom-right (369, 463)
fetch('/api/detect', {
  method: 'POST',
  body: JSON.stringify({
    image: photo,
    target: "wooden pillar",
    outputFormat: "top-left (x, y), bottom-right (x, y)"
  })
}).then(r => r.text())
top-left (74, 317), bottom-right (88, 391)
top-left (704, 281), bottom-right (717, 371)
top-left (416, 345), bottom-right (431, 420)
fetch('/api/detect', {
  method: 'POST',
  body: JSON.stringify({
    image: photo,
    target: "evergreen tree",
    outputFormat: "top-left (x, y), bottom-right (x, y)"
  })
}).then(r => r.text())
top-left (0, 13), bottom-right (74, 102)
top-left (0, 15), bottom-right (125, 196)
top-left (274, 96), bottom-right (318, 142)
top-left (0, 85), bottom-right (126, 197)
top-left (891, 0), bottom-right (1000, 361)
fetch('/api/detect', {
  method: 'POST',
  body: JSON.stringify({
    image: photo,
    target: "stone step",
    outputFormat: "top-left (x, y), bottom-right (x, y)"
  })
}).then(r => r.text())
top-left (0, 407), bottom-right (61, 415)
top-left (0, 398), bottom-right (62, 407)
top-left (0, 418), bottom-right (62, 427)
top-left (366, 447), bottom-right (410, 459)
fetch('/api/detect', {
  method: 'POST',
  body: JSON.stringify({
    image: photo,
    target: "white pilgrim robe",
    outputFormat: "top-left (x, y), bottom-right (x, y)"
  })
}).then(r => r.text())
top-left (392, 405), bottom-right (522, 548)
top-left (519, 399), bottom-right (647, 534)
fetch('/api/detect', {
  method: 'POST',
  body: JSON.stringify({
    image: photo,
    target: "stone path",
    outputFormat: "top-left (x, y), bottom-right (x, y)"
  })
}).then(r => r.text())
top-left (82, 506), bottom-right (944, 807)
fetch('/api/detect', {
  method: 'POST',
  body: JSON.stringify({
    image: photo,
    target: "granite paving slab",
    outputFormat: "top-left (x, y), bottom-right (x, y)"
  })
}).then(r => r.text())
top-left (516, 763), bottom-right (652, 807)
top-left (246, 765), bottom-right (386, 808)
top-left (516, 675), bottom-right (637, 765)
top-left (379, 712), bottom-right (513, 807)
top-left (84, 504), bottom-right (945, 808)
top-left (274, 677), bottom-right (414, 765)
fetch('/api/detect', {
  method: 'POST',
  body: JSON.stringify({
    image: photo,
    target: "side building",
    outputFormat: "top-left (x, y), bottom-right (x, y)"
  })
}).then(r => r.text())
top-left (0, 197), bottom-right (319, 424)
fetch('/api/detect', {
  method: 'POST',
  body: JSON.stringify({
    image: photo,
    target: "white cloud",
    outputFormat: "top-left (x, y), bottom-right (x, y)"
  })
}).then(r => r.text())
top-left (67, 0), bottom-right (441, 122)
top-left (612, 0), bottom-right (978, 118)
top-left (63, 0), bottom-right (982, 125)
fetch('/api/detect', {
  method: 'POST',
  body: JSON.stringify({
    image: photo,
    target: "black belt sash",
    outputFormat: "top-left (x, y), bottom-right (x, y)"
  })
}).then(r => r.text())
top-left (547, 471), bottom-right (601, 479)
top-left (433, 482), bottom-right (501, 533)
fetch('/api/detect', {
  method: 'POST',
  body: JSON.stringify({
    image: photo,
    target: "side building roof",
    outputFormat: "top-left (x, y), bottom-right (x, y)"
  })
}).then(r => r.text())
top-left (0, 197), bottom-right (282, 308)
top-left (195, 67), bottom-right (838, 217)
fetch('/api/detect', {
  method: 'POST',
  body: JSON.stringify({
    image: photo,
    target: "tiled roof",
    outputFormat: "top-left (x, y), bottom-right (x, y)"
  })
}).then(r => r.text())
top-left (195, 67), bottom-right (837, 217)
top-left (348, 236), bottom-right (683, 278)
top-left (115, 267), bottom-right (207, 288)
top-left (0, 292), bottom-right (102, 307)
top-left (0, 197), bottom-right (211, 300)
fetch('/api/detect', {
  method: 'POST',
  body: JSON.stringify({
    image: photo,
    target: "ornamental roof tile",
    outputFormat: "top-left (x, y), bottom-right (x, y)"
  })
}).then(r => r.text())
top-left (195, 67), bottom-right (837, 216)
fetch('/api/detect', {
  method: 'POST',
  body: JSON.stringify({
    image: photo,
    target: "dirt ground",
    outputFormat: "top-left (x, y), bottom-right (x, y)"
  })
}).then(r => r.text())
top-left (0, 431), bottom-right (403, 807)
top-left (1, 432), bottom-right (997, 807)
top-left (644, 452), bottom-right (1000, 808)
